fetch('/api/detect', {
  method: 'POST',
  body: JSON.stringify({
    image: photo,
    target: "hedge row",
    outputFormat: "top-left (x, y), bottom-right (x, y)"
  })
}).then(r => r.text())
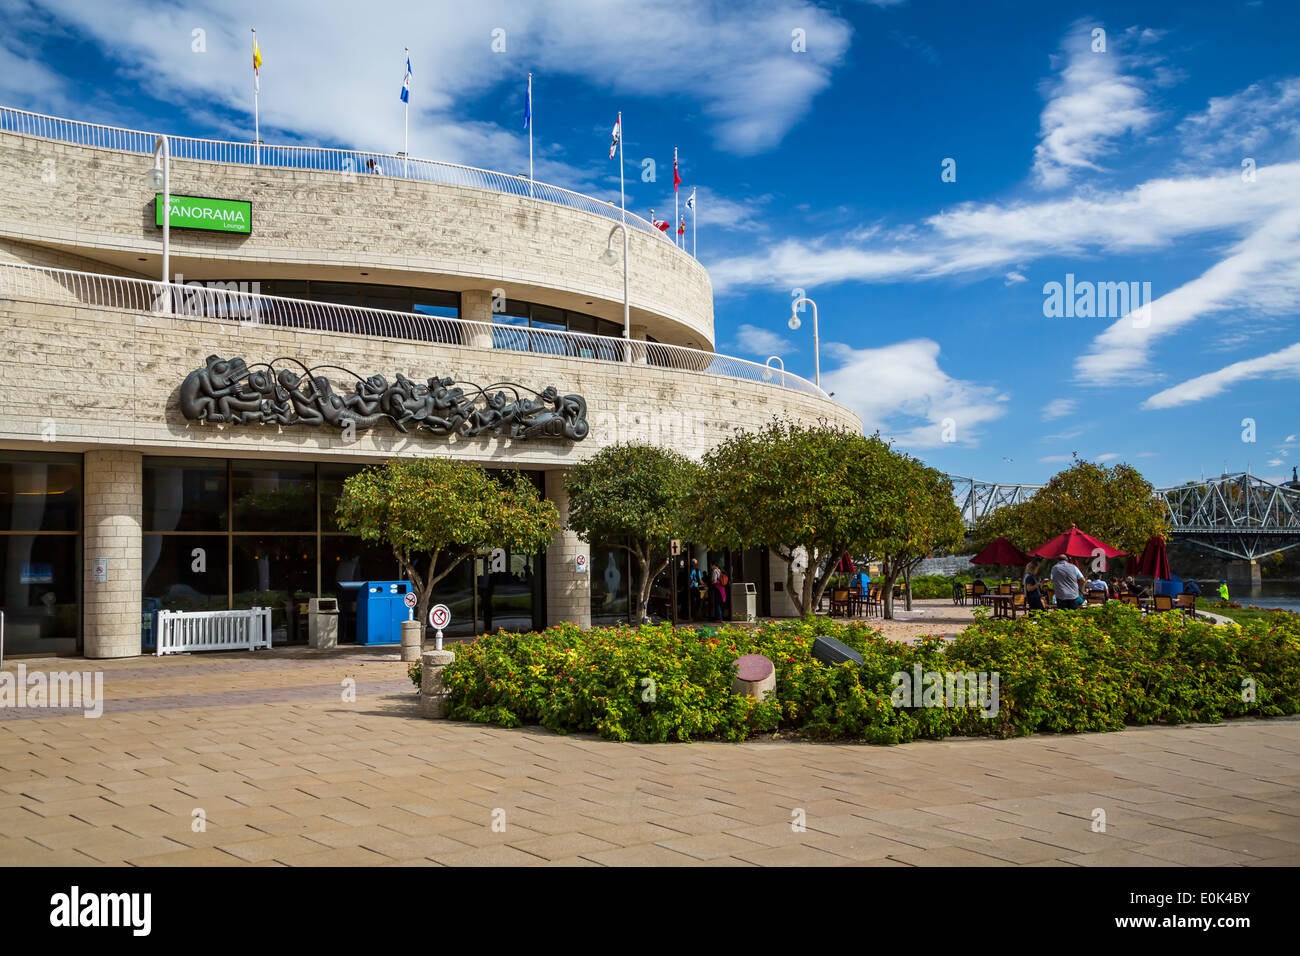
top-left (431, 604), bottom-right (1300, 744)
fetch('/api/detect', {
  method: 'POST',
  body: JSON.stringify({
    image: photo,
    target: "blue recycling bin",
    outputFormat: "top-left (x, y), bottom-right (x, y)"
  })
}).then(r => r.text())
top-left (355, 580), bottom-right (412, 645)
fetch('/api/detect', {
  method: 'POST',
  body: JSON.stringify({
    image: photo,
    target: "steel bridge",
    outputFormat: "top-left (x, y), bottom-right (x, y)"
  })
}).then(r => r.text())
top-left (947, 471), bottom-right (1300, 561)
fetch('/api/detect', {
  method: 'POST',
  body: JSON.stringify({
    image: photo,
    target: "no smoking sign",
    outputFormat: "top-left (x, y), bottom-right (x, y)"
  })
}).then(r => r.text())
top-left (428, 604), bottom-right (451, 629)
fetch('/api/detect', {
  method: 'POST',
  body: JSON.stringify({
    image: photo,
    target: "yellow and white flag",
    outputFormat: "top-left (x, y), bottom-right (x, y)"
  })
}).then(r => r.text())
top-left (253, 32), bottom-right (263, 93)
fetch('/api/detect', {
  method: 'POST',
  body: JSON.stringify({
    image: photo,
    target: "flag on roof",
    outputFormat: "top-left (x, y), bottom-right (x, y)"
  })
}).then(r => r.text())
top-left (650, 212), bottom-right (670, 232)
top-left (523, 73), bottom-right (531, 128)
top-left (252, 33), bottom-right (262, 93)
top-left (609, 114), bottom-right (621, 159)
top-left (673, 152), bottom-right (681, 191)
top-left (678, 216), bottom-right (685, 235)
top-left (401, 54), bottom-right (412, 104)
top-left (686, 187), bottom-right (695, 210)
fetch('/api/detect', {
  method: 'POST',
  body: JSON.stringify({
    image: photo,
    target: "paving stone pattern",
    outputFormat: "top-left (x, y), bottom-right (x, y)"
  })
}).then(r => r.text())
top-left (1, 650), bottom-right (1298, 866)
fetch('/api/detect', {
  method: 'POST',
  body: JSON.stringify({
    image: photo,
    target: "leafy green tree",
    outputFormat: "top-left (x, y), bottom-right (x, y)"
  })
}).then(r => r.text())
top-left (565, 444), bottom-right (701, 622)
top-left (872, 460), bottom-right (965, 617)
top-left (695, 421), bottom-right (902, 617)
top-left (335, 457), bottom-right (559, 631)
top-left (973, 456), bottom-right (1167, 561)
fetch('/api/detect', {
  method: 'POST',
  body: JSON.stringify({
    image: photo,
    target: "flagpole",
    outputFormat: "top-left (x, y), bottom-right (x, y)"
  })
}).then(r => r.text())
top-left (693, 193), bottom-right (697, 258)
top-left (674, 147), bottom-right (679, 248)
top-left (527, 72), bottom-right (534, 198)
top-left (403, 47), bottom-right (409, 178)
top-left (617, 111), bottom-right (625, 224)
top-left (252, 29), bottom-right (260, 166)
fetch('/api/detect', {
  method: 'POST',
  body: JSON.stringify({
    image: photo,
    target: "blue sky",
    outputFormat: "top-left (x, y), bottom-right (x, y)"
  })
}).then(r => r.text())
top-left (3, 0), bottom-right (1298, 489)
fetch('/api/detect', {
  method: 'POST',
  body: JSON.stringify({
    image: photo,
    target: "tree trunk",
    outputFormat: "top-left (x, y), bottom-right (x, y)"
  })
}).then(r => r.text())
top-left (903, 565), bottom-right (913, 611)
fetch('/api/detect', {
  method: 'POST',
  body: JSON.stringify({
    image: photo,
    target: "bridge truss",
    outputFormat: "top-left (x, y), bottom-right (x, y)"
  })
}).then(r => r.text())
top-left (1158, 472), bottom-right (1300, 561)
top-left (947, 475), bottom-right (1042, 530)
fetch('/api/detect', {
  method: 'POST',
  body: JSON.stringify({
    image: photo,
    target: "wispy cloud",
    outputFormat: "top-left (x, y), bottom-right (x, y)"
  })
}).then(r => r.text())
top-left (730, 323), bottom-right (792, 356)
top-left (1032, 22), bottom-right (1162, 188)
top-left (1042, 398), bottom-right (1077, 420)
top-left (1142, 341), bottom-right (1300, 409)
top-left (820, 339), bottom-right (1008, 448)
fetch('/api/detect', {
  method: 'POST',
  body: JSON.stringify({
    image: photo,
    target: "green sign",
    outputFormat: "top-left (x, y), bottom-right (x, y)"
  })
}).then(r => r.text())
top-left (155, 194), bottom-right (252, 234)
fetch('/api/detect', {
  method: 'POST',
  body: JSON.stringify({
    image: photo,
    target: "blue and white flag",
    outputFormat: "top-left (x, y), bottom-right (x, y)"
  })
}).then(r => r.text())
top-left (524, 73), bottom-right (532, 128)
top-left (400, 55), bottom-right (412, 103)
top-left (686, 187), bottom-right (695, 210)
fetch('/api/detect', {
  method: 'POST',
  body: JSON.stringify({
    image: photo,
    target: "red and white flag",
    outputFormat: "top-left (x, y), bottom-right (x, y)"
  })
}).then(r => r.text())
top-left (609, 115), bottom-right (621, 159)
top-left (650, 212), bottom-right (670, 232)
top-left (673, 151), bottom-right (681, 191)
top-left (678, 216), bottom-right (685, 236)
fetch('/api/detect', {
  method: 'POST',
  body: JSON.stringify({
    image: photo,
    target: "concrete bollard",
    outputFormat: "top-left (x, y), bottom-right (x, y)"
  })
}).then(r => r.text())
top-left (732, 654), bottom-right (776, 702)
top-left (419, 649), bottom-right (456, 718)
top-left (400, 619), bottom-right (423, 662)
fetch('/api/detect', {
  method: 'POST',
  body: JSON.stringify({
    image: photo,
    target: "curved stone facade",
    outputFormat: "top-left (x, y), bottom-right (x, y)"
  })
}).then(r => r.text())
top-left (0, 131), bottom-right (715, 347)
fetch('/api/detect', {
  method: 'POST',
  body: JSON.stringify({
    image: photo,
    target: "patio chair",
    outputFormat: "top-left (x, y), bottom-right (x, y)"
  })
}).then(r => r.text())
top-left (998, 583), bottom-right (1012, 595)
top-left (971, 582), bottom-right (987, 605)
top-left (867, 585), bottom-right (883, 618)
top-left (1176, 592), bottom-right (1197, 617)
top-left (1151, 594), bottom-right (1175, 614)
top-left (1086, 592), bottom-right (1106, 606)
top-left (1009, 592), bottom-right (1027, 619)
top-left (829, 589), bottom-right (852, 617)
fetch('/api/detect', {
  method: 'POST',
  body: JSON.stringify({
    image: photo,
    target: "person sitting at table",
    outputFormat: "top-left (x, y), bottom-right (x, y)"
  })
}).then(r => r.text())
top-left (971, 575), bottom-right (986, 590)
top-left (1085, 571), bottom-right (1108, 595)
top-left (1107, 576), bottom-right (1123, 598)
top-left (1183, 578), bottom-right (1201, 596)
top-left (1023, 560), bottom-right (1046, 611)
top-left (1123, 575), bottom-right (1148, 599)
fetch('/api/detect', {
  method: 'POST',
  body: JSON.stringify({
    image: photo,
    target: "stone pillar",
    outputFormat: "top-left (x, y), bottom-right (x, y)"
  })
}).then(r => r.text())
top-left (1223, 559), bottom-right (1261, 591)
top-left (419, 649), bottom-right (455, 718)
top-left (544, 469), bottom-right (590, 628)
top-left (83, 450), bottom-right (142, 658)
top-left (629, 322), bottom-right (649, 365)
top-left (459, 289), bottom-right (497, 348)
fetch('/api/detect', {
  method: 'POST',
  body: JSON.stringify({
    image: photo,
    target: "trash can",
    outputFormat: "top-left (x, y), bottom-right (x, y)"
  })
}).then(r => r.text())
top-left (356, 580), bottom-right (412, 645)
top-left (308, 596), bottom-right (339, 649)
top-left (729, 582), bottom-right (757, 623)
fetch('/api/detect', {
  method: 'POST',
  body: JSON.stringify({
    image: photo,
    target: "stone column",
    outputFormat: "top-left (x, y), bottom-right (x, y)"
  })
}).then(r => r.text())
top-left (544, 469), bottom-right (590, 628)
top-left (459, 289), bottom-right (497, 348)
top-left (629, 322), bottom-right (649, 365)
top-left (83, 450), bottom-right (142, 658)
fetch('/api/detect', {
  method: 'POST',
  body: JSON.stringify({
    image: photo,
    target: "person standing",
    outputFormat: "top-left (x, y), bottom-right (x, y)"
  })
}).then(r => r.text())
top-left (1218, 580), bottom-right (1230, 602)
top-left (1023, 560), bottom-right (1046, 611)
top-left (709, 560), bottom-right (728, 621)
top-left (1050, 557), bottom-right (1085, 609)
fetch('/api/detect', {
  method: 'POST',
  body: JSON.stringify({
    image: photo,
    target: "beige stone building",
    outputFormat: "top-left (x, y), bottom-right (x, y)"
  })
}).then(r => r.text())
top-left (0, 107), bottom-right (859, 658)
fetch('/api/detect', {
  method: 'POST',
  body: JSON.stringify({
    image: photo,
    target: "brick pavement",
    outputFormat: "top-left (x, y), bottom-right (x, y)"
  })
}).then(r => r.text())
top-left (1, 648), bottom-right (1297, 866)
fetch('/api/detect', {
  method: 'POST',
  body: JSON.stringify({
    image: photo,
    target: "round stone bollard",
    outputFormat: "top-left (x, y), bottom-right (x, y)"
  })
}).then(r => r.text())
top-left (419, 649), bottom-right (456, 718)
top-left (732, 654), bottom-right (776, 702)
top-left (400, 619), bottom-right (423, 662)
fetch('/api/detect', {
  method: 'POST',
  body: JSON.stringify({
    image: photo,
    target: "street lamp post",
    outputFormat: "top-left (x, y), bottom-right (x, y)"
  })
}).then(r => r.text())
top-left (600, 223), bottom-right (631, 364)
top-left (788, 296), bottom-right (819, 388)
top-left (763, 355), bottom-right (786, 387)
top-left (146, 135), bottom-right (171, 313)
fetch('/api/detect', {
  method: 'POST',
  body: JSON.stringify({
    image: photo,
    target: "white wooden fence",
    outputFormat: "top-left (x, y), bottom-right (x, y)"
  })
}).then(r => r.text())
top-left (155, 607), bottom-right (273, 656)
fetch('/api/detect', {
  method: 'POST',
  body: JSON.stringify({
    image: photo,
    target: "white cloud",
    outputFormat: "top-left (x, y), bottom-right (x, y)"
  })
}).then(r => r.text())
top-left (1096, 452), bottom-right (1121, 462)
top-left (1004, 270), bottom-right (1026, 285)
top-left (819, 338), bottom-right (1008, 448)
top-left (1032, 23), bottom-right (1161, 188)
top-left (1142, 341), bottom-right (1300, 409)
top-left (1039, 455), bottom-right (1074, 464)
top-left (8, 0), bottom-right (853, 171)
top-left (1042, 398), bottom-right (1077, 420)
top-left (730, 323), bottom-right (792, 356)
top-left (1177, 77), bottom-right (1300, 166)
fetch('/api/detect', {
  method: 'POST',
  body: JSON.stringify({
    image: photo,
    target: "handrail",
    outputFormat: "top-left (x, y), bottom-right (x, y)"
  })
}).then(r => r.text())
top-left (0, 262), bottom-right (830, 399)
top-left (0, 105), bottom-right (681, 246)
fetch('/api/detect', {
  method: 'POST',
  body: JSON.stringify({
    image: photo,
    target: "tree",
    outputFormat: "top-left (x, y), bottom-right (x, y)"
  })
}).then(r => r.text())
top-left (694, 421), bottom-right (900, 617)
top-left (565, 444), bottom-right (700, 622)
top-left (871, 459), bottom-right (965, 618)
top-left (972, 456), bottom-right (1168, 563)
top-left (335, 457), bottom-right (559, 632)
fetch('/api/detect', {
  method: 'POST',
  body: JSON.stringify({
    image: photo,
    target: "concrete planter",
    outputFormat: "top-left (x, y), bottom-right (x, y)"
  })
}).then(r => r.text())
top-left (419, 649), bottom-right (456, 718)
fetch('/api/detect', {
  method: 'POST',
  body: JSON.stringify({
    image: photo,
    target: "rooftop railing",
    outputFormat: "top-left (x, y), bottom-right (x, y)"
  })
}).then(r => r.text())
top-left (0, 262), bottom-right (829, 399)
top-left (0, 105), bottom-right (683, 246)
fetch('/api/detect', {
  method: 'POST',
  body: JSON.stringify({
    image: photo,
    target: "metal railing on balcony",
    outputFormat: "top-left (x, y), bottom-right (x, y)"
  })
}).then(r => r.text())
top-left (0, 105), bottom-right (683, 245)
top-left (0, 262), bottom-right (830, 399)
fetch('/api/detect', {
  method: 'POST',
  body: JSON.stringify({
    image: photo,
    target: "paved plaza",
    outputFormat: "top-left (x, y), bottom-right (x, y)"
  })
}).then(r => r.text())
top-left (1, 648), bottom-right (1298, 866)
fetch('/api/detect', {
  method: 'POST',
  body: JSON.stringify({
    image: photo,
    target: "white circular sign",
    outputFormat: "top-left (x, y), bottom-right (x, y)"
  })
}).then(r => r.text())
top-left (428, 604), bottom-right (451, 629)
top-left (574, 553), bottom-right (589, 573)
top-left (403, 591), bottom-right (417, 609)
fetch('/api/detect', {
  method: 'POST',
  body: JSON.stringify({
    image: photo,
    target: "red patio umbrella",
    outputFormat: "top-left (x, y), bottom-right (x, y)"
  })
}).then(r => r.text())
top-left (1029, 526), bottom-right (1126, 560)
top-left (836, 552), bottom-right (855, 573)
top-left (971, 536), bottom-right (1030, 567)
top-left (1133, 534), bottom-right (1171, 580)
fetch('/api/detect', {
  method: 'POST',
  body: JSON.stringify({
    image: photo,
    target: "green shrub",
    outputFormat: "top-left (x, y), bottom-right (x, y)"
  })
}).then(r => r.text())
top-left (439, 606), bottom-right (1300, 744)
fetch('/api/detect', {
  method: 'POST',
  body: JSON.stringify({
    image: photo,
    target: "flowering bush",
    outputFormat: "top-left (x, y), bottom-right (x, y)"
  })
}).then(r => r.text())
top-left (439, 606), bottom-right (1300, 744)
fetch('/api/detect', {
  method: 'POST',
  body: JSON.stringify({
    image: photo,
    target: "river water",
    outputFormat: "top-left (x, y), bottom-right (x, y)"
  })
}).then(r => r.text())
top-left (1231, 581), bottom-right (1300, 613)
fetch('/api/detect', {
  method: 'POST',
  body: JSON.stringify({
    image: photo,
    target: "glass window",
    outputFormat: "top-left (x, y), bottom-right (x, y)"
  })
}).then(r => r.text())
top-left (309, 281), bottom-right (363, 307)
top-left (232, 461), bottom-right (316, 532)
top-left (0, 455), bottom-right (81, 532)
top-left (143, 457), bottom-right (227, 532)
top-left (362, 284), bottom-right (414, 312)
top-left (591, 540), bottom-right (630, 626)
top-left (319, 463), bottom-right (367, 533)
top-left (232, 535), bottom-right (317, 642)
top-left (413, 289), bottom-right (460, 319)
top-left (142, 535), bottom-right (228, 613)
top-left (0, 533), bottom-right (78, 655)
top-left (321, 535), bottom-right (399, 644)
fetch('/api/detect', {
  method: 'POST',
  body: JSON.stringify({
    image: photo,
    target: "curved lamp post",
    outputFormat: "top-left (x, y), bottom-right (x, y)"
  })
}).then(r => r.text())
top-left (763, 355), bottom-right (785, 386)
top-left (600, 223), bottom-right (631, 364)
top-left (146, 135), bottom-right (171, 313)
top-left (788, 296), bottom-right (819, 388)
